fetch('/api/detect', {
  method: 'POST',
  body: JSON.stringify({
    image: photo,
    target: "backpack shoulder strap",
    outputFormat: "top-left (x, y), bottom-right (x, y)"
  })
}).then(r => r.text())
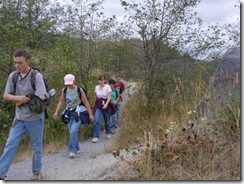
top-left (12, 69), bottom-right (39, 92)
top-left (63, 87), bottom-right (68, 101)
top-left (12, 71), bottom-right (18, 93)
top-left (64, 87), bottom-right (68, 96)
top-left (63, 86), bottom-right (82, 102)
top-left (77, 86), bottom-right (82, 99)
top-left (30, 69), bottom-right (38, 91)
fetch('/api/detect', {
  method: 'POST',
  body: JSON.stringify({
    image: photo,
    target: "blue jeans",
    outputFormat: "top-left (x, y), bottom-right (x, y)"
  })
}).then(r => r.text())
top-left (116, 102), bottom-right (122, 125)
top-left (67, 116), bottom-right (81, 153)
top-left (93, 108), bottom-right (111, 138)
top-left (110, 111), bottom-right (118, 129)
top-left (0, 115), bottom-right (44, 179)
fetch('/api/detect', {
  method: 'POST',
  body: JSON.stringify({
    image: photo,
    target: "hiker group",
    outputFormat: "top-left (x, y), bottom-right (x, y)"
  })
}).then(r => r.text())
top-left (0, 49), bottom-right (126, 180)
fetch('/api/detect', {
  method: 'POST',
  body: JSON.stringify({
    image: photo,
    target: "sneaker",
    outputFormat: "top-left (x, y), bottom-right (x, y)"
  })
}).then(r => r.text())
top-left (76, 150), bottom-right (81, 154)
top-left (0, 177), bottom-right (5, 180)
top-left (69, 152), bottom-right (75, 159)
top-left (92, 137), bottom-right (99, 143)
top-left (106, 134), bottom-right (111, 139)
top-left (31, 172), bottom-right (42, 180)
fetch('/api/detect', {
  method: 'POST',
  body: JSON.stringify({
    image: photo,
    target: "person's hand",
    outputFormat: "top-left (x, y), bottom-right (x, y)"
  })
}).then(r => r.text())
top-left (53, 112), bottom-right (58, 119)
top-left (16, 96), bottom-right (30, 106)
top-left (89, 115), bottom-right (94, 122)
top-left (102, 104), bottom-right (108, 109)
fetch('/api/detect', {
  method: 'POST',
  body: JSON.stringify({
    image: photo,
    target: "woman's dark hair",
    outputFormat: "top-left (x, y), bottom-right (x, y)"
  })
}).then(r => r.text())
top-left (98, 74), bottom-right (106, 80)
top-left (14, 49), bottom-right (30, 60)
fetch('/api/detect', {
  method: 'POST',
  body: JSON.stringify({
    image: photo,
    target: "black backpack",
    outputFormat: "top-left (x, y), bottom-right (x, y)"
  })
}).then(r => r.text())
top-left (63, 86), bottom-right (88, 106)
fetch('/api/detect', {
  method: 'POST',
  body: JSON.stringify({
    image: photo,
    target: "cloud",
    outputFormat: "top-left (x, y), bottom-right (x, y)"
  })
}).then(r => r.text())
top-left (76, 0), bottom-right (240, 25)
top-left (101, 0), bottom-right (240, 26)
top-left (194, 0), bottom-right (239, 24)
top-left (103, 0), bottom-right (124, 16)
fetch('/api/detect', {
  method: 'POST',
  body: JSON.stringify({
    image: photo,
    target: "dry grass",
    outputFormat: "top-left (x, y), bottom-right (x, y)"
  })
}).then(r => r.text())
top-left (132, 128), bottom-right (240, 180)
top-left (114, 77), bottom-right (240, 180)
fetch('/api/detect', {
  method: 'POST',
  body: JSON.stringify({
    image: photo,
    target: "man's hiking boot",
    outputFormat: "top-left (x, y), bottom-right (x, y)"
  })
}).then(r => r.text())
top-left (69, 152), bottom-right (75, 159)
top-left (31, 172), bottom-right (42, 180)
top-left (92, 137), bottom-right (99, 143)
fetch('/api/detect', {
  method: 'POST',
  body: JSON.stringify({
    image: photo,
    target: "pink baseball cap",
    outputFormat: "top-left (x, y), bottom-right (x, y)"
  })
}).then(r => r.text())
top-left (64, 74), bottom-right (75, 85)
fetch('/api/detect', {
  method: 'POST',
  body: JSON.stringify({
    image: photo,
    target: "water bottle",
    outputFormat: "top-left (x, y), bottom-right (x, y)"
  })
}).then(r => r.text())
top-left (45, 89), bottom-right (56, 99)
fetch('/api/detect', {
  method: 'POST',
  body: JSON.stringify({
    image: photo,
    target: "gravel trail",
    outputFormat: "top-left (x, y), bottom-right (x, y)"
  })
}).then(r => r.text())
top-left (4, 82), bottom-right (138, 181)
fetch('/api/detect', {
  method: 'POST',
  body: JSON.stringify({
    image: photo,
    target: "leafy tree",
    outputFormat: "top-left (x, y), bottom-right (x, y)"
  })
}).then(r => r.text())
top-left (54, 0), bottom-right (130, 91)
top-left (120, 0), bottom-right (239, 103)
top-left (0, 0), bottom-right (63, 75)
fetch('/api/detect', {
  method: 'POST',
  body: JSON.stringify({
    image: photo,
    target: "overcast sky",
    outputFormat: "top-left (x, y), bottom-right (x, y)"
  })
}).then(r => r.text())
top-left (194, 0), bottom-right (240, 25)
top-left (60, 0), bottom-right (240, 26)
top-left (96, 0), bottom-right (240, 25)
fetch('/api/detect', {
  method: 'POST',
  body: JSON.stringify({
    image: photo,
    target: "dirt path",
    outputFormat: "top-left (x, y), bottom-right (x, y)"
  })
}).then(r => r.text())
top-left (4, 82), bottom-right (138, 181)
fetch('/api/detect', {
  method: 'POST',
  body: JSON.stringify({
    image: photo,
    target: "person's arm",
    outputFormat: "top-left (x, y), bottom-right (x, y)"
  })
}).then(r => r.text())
top-left (103, 91), bottom-right (111, 109)
top-left (94, 93), bottom-right (97, 104)
top-left (53, 92), bottom-right (65, 119)
top-left (3, 93), bottom-right (30, 106)
top-left (120, 81), bottom-right (126, 97)
top-left (3, 74), bottom-right (30, 106)
top-left (94, 86), bottom-right (98, 104)
top-left (81, 90), bottom-right (94, 121)
top-left (35, 73), bottom-right (47, 100)
top-left (103, 84), bottom-right (112, 109)
top-left (114, 90), bottom-right (120, 104)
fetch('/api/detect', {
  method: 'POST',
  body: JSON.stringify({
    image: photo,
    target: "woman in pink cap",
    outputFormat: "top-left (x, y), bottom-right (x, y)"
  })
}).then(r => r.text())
top-left (53, 74), bottom-right (94, 159)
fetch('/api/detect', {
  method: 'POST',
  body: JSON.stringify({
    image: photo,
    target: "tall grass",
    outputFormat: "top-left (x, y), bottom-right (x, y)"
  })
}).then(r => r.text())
top-left (115, 73), bottom-right (240, 180)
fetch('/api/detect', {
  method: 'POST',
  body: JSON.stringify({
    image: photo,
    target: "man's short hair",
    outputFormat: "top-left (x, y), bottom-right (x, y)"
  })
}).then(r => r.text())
top-left (109, 79), bottom-right (116, 84)
top-left (115, 73), bottom-right (121, 77)
top-left (14, 49), bottom-right (30, 60)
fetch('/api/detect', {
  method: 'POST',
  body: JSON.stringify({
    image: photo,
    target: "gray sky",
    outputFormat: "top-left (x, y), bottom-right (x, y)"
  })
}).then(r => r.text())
top-left (194, 0), bottom-right (240, 25)
top-left (99, 0), bottom-right (240, 25)
top-left (60, 0), bottom-right (240, 26)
